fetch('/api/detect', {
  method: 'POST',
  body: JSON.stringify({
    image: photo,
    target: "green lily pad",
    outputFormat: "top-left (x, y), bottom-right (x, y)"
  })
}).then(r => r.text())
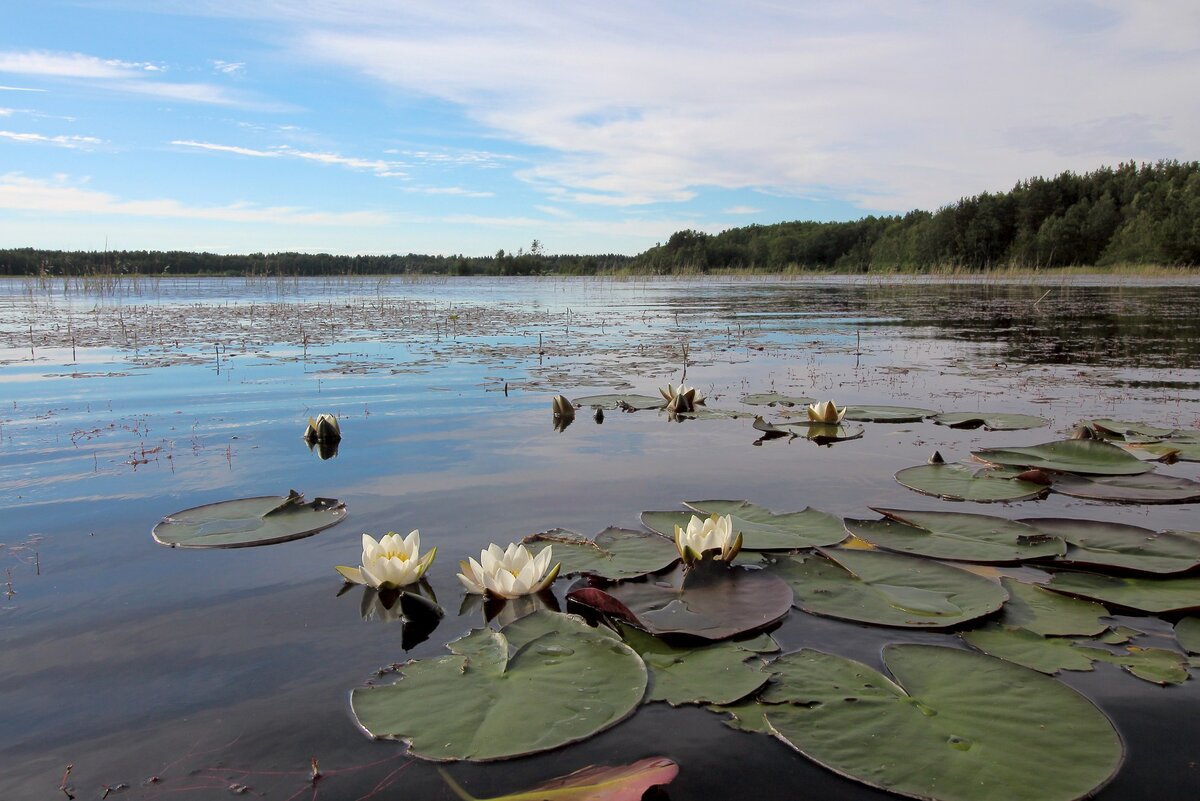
top-left (438, 757), bottom-right (680, 801)
top-left (350, 611), bottom-right (646, 761)
top-left (671, 499), bottom-right (847, 549)
top-left (618, 625), bottom-right (772, 706)
top-left (845, 508), bottom-right (1065, 564)
top-left (739, 392), bottom-right (815, 407)
top-left (973, 439), bottom-right (1153, 476)
top-left (962, 624), bottom-right (1109, 673)
top-left (523, 527), bottom-right (679, 580)
top-left (1174, 617), bottom-right (1200, 654)
top-left (707, 697), bottom-right (772, 733)
top-left (1047, 572), bottom-right (1200, 613)
top-left (670, 407), bottom-right (751, 420)
top-left (1118, 440), bottom-right (1200, 462)
top-left (1049, 472), bottom-right (1200, 503)
top-left (998, 577), bottom-right (1108, 637)
top-left (932, 412), bottom-right (1050, 431)
top-left (763, 645), bottom-right (1122, 801)
top-left (151, 490), bottom-right (347, 548)
top-left (842, 404), bottom-right (937, 423)
top-left (572, 393), bottom-right (665, 410)
top-left (752, 415), bottom-right (864, 443)
top-left (1020, 518), bottom-right (1200, 575)
top-left (1098, 646), bottom-right (1190, 685)
top-left (1097, 625), bottom-right (1142, 645)
top-left (566, 561), bottom-right (793, 641)
top-left (1086, 419), bottom-right (1177, 439)
top-left (894, 463), bottom-right (1050, 503)
top-left (770, 548), bottom-right (1007, 628)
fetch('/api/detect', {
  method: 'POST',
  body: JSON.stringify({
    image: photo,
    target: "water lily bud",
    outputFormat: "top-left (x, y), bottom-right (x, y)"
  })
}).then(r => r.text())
top-left (304, 413), bottom-right (341, 442)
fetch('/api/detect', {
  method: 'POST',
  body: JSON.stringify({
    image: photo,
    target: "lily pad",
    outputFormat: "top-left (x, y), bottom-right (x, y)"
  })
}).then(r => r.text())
top-left (763, 645), bottom-right (1122, 801)
top-left (771, 548), bottom-right (1007, 628)
top-left (572, 393), bottom-right (664, 410)
top-left (842, 404), bottom-right (937, 423)
top-left (894, 463), bottom-right (1050, 503)
top-left (1174, 617), bottom-right (1200, 654)
top-left (740, 392), bottom-right (815, 407)
top-left (1100, 646), bottom-right (1190, 685)
top-left (618, 625), bottom-right (773, 706)
top-left (998, 577), bottom-right (1108, 637)
top-left (1049, 472), bottom-right (1200, 503)
top-left (1086, 419), bottom-right (1177, 439)
top-left (151, 490), bottom-right (347, 548)
top-left (973, 439), bottom-right (1152, 476)
top-left (845, 508), bottom-right (1065, 564)
top-left (438, 757), bottom-right (679, 801)
top-left (752, 416), bottom-right (864, 443)
top-left (566, 561), bottom-right (793, 641)
top-left (640, 500), bottom-right (845, 550)
top-left (932, 412), bottom-right (1050, 431)
top-left (1020, 518), bottom-right (1200, 575)
top-left (1047, 572), bottom-right (1200, 614)
top-left (523, 527), bottom-right (679, 580)
top-left (350, 611), bottom-right (646, 761)
top-left (670, 407), bottom-right (751, 421)
top-left (962, 624), bottom-right (1109, 673)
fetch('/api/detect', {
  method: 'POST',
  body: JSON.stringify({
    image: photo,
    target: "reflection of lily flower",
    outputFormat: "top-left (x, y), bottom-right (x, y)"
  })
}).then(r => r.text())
top-left (304, 413), bottom-right (341, 442)
top-left (356, 585), bottom-right (444, 649)
top-left (807, 400), bottom-right (846, 424)
top-left (457, 543), bottom-right (561, 598)
top-left (675, 513), bottom-right (742, 565)
top-left (660, 383), bottom-right (705, 413)
top-left (336, 530), bottom-right (437, 589)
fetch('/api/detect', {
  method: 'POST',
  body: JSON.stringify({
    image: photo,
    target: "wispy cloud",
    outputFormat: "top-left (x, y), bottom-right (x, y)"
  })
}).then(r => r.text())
top-left (172, 139), bottom-right (409, 177)
top-left (0, 130), bottom-right (103, 149)
top-left (723, 205), bottom-right (761, 214)
top-left (0, 85), bottom-right (46, 92)
top-left (211, 60), bottom-right (245, 76)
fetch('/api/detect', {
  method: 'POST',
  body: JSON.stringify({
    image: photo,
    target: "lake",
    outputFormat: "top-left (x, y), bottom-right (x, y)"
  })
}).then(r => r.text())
top-left (2, 274), bottom-right (1199, 800)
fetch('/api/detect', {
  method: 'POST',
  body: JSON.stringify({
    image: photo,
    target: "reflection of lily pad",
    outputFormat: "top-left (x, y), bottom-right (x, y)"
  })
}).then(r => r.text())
top-left (740, 392), bottom-right (815, 407)
top-left (932, 412), bottom-right (1050, 431)
top-left (619, 625), bottom-right (773, 706)
top-left (1021, 517), bottom-right (1200, 575)
top-left (566, 561), bottom-right (793, 641)
top-left (641, 501), bottom-right (845, 550)
top-left (763, 645), bottom-right (1122, 801)
top-left (973, 439), bottom-right (1152, 475)
top-left (842, 404), bottom-right (936, 423)
top-left (752, 416), bottom-right (864, 443)
top-left (152, 490), bottom-right (347, 548)
top-left (1049, 472), bottom-right (1200, 503)
top-left (998, 577), bottom-right (1108, 636)
top-left (351, 611), bottom-right (646, 761)
top-left (524, 527), bottom-right (679, 580)
top-left (572, 393), bottom-right (664, 410)
top-left (771, 548), bottom-right (1007, 628)
top-left (895, 463), bottom-right (1049, 502)
top-left (1047, 572), bottom-right (1200, 613)
top-left (845, 508), bottom-right (1065, 564)
top-left (1175, 617), bottom-right (1200, 654)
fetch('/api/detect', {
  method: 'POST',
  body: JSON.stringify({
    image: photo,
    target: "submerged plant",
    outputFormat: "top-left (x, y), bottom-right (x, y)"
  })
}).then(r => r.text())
top-left (457, 543), bottom-right (561, 598)
top-left (336, 531), bottom-right (437, 589)
top-left (675, 513), bottom-right (743, 565)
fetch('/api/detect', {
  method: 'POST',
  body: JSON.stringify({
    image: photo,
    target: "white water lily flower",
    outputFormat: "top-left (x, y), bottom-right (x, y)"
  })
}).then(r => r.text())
top-left (335, 530), bottom-right (436, 588)
top-left (457, 542), bottom-right (561, 599)
top-left (659, 383), bottom-right (706, 413)
top-left (304, 413), bottom-right (341, 442)
top-left (807, 400), bottom-right (846, 424)
top-left (675, 513), bottom-right (743, 565)
top-left (551, 394), bottom-right (576, 421)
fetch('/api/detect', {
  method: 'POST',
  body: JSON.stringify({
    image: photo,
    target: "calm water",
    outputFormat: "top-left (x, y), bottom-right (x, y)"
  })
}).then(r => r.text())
top-left (2, 275), bottom-right (1199, 800)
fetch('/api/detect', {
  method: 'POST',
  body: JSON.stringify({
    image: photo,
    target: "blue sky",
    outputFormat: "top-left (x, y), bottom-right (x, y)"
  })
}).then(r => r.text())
top-left (0, 1), bottom-right (1195, 256)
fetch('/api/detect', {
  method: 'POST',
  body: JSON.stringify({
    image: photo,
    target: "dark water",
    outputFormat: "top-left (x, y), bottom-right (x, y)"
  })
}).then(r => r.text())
top-left (2, 275), bottom-right (1199, 800)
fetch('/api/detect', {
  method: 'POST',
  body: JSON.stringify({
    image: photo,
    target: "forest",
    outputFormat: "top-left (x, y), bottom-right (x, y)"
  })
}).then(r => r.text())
top-left (2, 161), bottom-right (1196, 276)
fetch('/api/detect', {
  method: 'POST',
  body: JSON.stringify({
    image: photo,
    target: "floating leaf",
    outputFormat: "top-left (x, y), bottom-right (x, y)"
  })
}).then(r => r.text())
top-left (752, 416), bottom-right (864, 443)
top-left (1021, 517), bottom-right (1200, 575)
top-left (962, 624), bottom-right (1109, 673)
top-left (438, 757), bottom-right (679, 801)
top-left (350, 611), bottom-right (646, 761)
top-left (524, 527), bottom-right (679, 580)
top-left (845, 508), bottom-right (1065, 564)
top-left (842, 404), bottom-right (937, 423)
top-left (973, 439), bottom-right (1153, 476)
top-left (739, 392), bottom-right (815, 407)
top-left (618, 625), bottom-right (772, 706)
top-left (1097, 625), bottom-right (1142, 645)
top-left (566, 561), bottom-right (793, 641)
top-left (670, 407), bottom-right (751, 421)
top-left (1099, 646), bottom-right (1190, 685)
top-left (1174, 617), bottom-right (1200, 654)
top-left (572, 393), bottom-right (665, 410)
top-left (763, 645), bottom-right (1122, 801)
top-left (152, 490), bottom-right (347, 548)
top-left (771, 548), bottom-right (1007, 628)
top-left (1049, 472), bottom-right (1200, 503)
top-left (1086, 419), bottom-right (1177, 439)
top-left (1047, 572), bottom-right (1200, 613)
top-left (998, 577), bottom-right (1108, 637)
top-left (706, 697), bottom-right (772, 733)
top-left (894, 463), bottom-right (1049, 502)
top-left (931, 412), bottom-right (1050, 431)
top-left (675, 499), bottom-right (846, 549)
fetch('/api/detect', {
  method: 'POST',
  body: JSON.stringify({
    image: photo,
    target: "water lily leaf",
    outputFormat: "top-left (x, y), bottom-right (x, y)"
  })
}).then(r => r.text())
top-left (350, 611), bottom-right (646, 761)
top-left (707, 697), bottom-right (772, 733)
top-left (997, 577), bottom-right (1108, 637)
top-left (770, 548), bottom-right (1007, 628)
top-left (1097, 625), bottom-right (1141, 645)
top-left (524, 527), bottom-right (679, 580)
top-left (679, 499), bottom-right (847, 549)
top-left (1119, 440), bottom-right (1200, 462)
top-left (842, 404), bottom-right (937, 423)
top-left (844, 508), bottom-right (1065, 564)
top-left (973, 439), bottom-right (1153, 476)
top-left (752, 415), bottom-right (864, 443)
top-left (1049, 472), bottom-right (1200, 503)
top-left (1047, 572), bottom-right (1200, 613)
top-left (1020, 518), bottom-right (1200, 575)
top-left (1096, 646), bottom-right (1190, 685)
top-left (572, 393), bottom-right (664, 410)
top-left (1086, 419), bottom-right (1177, 439)
top-left (438, 757), bottom-right (679, 801)
top-left (931, 412), bottom-right (1050, 431)
top-left (763, 645), bottom-right (1122, 801)
top-left (151, 490), bottom-right (347, 548)
top-left (566, 561), bottom-right (793, 641)
top-left (962, 624), bottom-right (1109, 673)
top-left (1174, 617), bottom-right (1200, 654)
top-left (894, 463), bottom-right (1050, 502)
top-left (670, 407), bottom-right (751, 420)
top-left (618, 625), bottom-right (772, 706)
top-left (739, 392), bottom-right (815, 407)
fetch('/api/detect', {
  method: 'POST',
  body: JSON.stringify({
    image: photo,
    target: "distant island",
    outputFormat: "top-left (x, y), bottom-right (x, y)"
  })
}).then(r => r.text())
top-left (3, 160), bottom-right (1197, 276)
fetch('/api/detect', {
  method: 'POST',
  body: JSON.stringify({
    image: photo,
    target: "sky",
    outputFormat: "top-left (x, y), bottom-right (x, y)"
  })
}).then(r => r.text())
top-left (0, 1), bottom-right (1196, 257)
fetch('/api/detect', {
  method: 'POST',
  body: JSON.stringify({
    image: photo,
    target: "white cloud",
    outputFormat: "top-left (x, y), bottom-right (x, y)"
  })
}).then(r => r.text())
top-left (172, 139), bottom-right (411, 177)
top-left (723, 206), bottom-right (762, 215)
top-left (0, 130), bottom-right (103, 149)
top-left (402, 185), bottom-right (493, 197)
top-left (0, 85), bottom-right (46, 92)
top-left (171, 139), bottom-right (279, 157)
top-left (211, 60), bottom-right (246, 76)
